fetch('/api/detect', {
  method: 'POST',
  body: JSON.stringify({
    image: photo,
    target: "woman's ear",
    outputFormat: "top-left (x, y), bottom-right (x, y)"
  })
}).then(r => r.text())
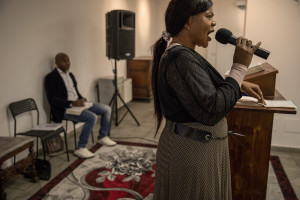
top-left (184, 16), bottom-right (193, 30)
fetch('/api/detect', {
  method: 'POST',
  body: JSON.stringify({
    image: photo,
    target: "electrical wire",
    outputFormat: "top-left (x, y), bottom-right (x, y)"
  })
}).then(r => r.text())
top-left (110, 136), bottom-right (158, 144)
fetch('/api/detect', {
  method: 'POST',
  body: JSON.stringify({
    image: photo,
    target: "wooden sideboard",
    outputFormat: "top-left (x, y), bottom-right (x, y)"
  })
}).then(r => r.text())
top-left (127, 56), bottom-right (153, 101)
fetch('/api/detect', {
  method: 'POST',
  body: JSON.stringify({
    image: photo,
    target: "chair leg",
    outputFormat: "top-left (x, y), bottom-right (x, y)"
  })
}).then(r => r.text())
top-left (63, 130), bottom-right (69, 162)
top-left (41, 140), bottom-right (46, 160)
top-left (65, 120), bottom-right (68, 132)
top-left (36, 138), bottom-right (39, 158)
top-left (73, 123), bottom-right (77, 148)
top-left (91, 131), bottom-right (94, 143)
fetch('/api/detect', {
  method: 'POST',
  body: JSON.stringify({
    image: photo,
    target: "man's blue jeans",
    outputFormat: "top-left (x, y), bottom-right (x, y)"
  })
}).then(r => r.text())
top-left (64, 103), bottom-right (111, 148)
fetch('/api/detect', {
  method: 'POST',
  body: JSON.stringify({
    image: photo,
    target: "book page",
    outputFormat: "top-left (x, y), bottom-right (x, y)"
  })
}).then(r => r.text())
top-left (66, 102), bottom-right (93, 115)
top-left (32, 123), bottom-right (63, 131)
top-left (236, 96), bottom-right (263, 106)
top-left (84, 102), bottom-right (93, 108)
top-left (264, 100), bottom-right (297, 109)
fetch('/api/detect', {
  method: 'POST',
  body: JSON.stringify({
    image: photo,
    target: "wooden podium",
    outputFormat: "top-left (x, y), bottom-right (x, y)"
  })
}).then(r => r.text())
top-left (227, 63), bottom-right (296, 200)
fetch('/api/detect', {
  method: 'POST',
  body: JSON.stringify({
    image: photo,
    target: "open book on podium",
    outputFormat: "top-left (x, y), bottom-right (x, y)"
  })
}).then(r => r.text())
top-left (66, 102), bottom-right (93, 115)
top-left (235, 62), bottom-right (297, 110)
top-left (237, 96), bottom-right (297, 109)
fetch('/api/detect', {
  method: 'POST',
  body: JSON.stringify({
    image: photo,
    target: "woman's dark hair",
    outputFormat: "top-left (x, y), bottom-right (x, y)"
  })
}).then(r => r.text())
top-left (151, 0), bottom-right (213, 135)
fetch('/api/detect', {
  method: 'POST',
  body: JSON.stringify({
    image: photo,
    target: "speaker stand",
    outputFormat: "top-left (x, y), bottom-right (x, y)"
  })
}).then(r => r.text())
top-left (109, 59), bottom-right (140, 127)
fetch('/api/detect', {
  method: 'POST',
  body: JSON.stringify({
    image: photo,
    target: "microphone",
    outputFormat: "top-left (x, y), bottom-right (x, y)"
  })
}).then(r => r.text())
top-left (215, 28), bottom-right (270, 59)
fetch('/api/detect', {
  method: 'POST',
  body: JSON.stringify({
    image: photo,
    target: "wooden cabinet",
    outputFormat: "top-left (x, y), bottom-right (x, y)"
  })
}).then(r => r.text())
top-left (127, 56), bottom-right (153, 101)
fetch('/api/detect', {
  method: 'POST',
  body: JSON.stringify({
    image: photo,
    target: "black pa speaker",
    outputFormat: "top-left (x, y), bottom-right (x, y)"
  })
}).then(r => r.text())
top-left (106, 10), bottom-right (135, 60)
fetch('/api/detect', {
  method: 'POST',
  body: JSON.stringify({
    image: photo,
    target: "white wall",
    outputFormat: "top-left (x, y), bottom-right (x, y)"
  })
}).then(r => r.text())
top-left (1, 0), bottom-right (299, 149)
top-left (246, 0), bottom-right (300, 148)
top-left (207, 0), bottom-right (246, 75)
top-left (0, 0), bottom-right (161, 138)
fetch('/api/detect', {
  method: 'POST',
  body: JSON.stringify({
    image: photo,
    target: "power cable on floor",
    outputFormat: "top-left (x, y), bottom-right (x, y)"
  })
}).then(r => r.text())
top-left (110, 136), bottom-right (159, 144)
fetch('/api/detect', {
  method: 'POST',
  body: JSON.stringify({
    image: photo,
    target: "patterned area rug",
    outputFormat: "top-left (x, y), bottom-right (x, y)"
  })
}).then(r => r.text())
top-left (29, 142), bottom-right (156, 200)
top-left (28, 142), bottom-right (297, 200)
top-left (270, 156), bottom-right (298, 200)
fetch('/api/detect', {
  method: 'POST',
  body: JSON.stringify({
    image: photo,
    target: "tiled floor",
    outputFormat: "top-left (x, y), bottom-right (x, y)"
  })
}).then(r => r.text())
top-left (3, 100), bottom-right (300, 200)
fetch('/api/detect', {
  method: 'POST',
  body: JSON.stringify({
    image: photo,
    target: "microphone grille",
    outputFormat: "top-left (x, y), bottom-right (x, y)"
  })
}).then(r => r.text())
top-left (215, 28), bottom-right (233, 44)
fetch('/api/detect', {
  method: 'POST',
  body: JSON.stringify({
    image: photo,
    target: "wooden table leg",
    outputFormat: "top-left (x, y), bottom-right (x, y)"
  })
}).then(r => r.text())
top-left (28, 144), bottom-right (39, 182)
top-left (0, 164), bottom-right (7, 200)
top-left (0, 139), bottom-right (39, 200)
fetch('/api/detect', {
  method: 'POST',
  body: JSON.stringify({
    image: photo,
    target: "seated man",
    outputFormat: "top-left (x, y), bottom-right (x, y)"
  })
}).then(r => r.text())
top-left (45, 52), bottom-right (116, 159)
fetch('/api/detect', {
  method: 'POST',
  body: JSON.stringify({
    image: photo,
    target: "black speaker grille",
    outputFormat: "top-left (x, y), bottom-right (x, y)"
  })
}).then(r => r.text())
top-left (119, 29), bottom-right (135, 59)
top-left (106, 10), bottom-right (135, 60)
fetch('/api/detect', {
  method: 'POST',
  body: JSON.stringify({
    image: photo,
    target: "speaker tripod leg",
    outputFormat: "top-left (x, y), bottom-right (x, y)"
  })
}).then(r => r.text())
top-left (106, 94), bottom-right (114, 136)
top-left (116, 92), bottom-right (140, 126)
top-left (108, 59), bottom-right (139, 127)
top-left (109, 92), bottom-right (119, 127)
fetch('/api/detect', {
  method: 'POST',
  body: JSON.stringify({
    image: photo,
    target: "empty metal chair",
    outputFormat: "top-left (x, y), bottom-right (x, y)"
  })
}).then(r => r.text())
top-left (9, 98), bottom-right (69, 161)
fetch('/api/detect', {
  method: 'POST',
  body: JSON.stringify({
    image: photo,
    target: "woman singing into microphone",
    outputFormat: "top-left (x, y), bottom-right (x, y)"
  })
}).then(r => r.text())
top-left (151, 0), bottom-right (265, 199)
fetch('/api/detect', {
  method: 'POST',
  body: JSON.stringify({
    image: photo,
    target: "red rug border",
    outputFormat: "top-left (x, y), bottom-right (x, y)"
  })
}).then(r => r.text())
top-left (270, 155), bottom-right (298, 200)
top-left (28, 143), bottom-right (297, 200)
top-left (28, 142), bottom-right (157, 200)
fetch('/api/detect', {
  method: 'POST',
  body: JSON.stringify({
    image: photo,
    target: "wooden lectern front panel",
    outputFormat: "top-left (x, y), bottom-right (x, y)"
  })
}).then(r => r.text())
top-left (227, 110), bottom-right (274, 200)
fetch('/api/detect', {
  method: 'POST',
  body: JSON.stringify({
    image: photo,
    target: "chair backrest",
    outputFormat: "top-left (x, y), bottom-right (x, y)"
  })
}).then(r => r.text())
top-left (9, 98), bottom-right (39, 136)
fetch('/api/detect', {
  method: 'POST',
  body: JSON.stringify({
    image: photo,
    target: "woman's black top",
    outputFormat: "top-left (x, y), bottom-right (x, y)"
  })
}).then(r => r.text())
top-left (157, 45), bottom-right (242, 126)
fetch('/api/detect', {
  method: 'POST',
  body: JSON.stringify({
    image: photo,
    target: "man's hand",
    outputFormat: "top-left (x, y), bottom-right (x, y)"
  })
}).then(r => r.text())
top-left (241, 81), bottom-right (266, 105)
top-left (72, 99), bottom-right (86, 107)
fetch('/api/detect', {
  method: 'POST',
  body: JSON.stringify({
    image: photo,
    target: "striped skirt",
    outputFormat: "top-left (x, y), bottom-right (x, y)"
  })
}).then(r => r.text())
top-left (153, 118), bottom-right (232, 200)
